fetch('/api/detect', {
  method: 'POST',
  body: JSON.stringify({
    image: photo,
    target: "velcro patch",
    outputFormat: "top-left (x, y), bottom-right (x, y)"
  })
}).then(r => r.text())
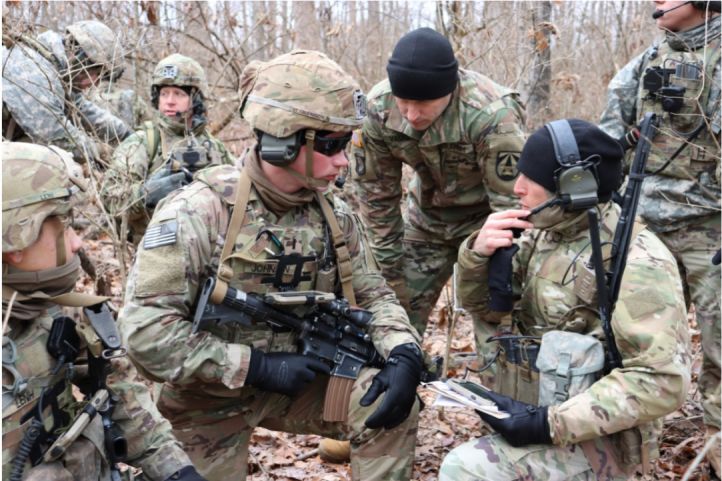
top-left (143, 220), bottom-right (178, 249)
top-left (495, 151), bottom-right (520, 181)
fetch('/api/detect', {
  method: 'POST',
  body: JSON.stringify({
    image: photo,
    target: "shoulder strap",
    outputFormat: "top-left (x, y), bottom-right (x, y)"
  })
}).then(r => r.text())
top-left (143, 121), bottom-right (160, 160)
top-left (216, 169), bottom-right (252, 282)
top-left (315, 193), bottom-right (356, 305)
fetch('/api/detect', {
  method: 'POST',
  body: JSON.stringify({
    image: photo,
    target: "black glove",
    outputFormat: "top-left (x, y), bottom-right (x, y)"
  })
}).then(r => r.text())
top-left (144, 170), bottom-right (190, 209)
top-left (488, 244), bottom-right (520, 312)
top-left (163, 466), bottom-right (208, 481)
top-left (245, 350), bottom-right (330, 397)
top-left (476, 389), bottom-right (552, 447)
top-left (360, 343), bottom-right (423, 429)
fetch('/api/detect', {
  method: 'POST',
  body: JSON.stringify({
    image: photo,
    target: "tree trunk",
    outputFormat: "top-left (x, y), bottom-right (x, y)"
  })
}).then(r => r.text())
top-left (524, 0), bottom-right (553, 128)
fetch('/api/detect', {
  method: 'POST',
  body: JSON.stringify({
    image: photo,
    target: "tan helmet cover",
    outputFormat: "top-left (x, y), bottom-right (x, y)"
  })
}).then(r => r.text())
top-left (240, 49), bottom-right (366, 137)
top-left (2, 142), bottom-right (86, 253)
top-left (65, 20), bottom-right (122, 72)
top-left (152, 53), bottom-right (208, 97)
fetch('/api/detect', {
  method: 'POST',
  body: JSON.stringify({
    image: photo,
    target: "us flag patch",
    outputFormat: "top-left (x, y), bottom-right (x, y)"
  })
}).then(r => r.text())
top-left (143, 220), bottom-right (178, 249)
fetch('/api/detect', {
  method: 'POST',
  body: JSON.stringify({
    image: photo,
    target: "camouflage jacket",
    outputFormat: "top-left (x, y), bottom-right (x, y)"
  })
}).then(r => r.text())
top-left (2, 30), bottom-right (131, 162)
top-left (118, 156), bottom-right (420, 401)
top-left (351, 69), bottom-right (526, 282)
top-left (599, 16), bottom-right (721, 232)
top-left (2, 307), bottom-right (191, 480)
top-left (101, 114), bottom-right (235, 243)
top-left (457, 204), bottom-right (691, 466)
top-left (87, 83), bottom-right (152, 130)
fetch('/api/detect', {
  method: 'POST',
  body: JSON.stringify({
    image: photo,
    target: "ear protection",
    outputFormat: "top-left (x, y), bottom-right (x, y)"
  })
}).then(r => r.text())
top-left (256, 130), bottom-right (305, 166)
top-left (545, 119), bottom-right (600, 211)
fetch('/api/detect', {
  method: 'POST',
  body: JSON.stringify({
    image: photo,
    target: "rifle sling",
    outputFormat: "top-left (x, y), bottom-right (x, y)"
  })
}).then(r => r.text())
top-left (315, 192), bottom-right (356, 305)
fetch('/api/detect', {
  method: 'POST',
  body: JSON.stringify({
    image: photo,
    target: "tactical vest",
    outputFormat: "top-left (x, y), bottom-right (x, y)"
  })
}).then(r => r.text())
top-left (2, 298), bottom-right (125, 480)
top-left (143, 120), bottom-right (225, 176)
top-left (195, 167), bottom-right (355, 349)
top-left (635, 40), bottom-right (721, 180)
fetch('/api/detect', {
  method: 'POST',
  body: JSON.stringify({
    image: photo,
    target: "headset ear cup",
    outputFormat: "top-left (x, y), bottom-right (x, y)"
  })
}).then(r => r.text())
top-left (556, 165), bottom-right (599, 209)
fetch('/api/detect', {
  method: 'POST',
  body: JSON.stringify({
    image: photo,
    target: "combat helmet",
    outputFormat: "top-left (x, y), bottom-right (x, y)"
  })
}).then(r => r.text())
top-left (65, 20), bottom-right (122, 78)
top-left (240, 49), bottom-right (366, 188)
top-left (2, 142), bottom-right (86, 254)
top-left (151, 54), bottom-right (208, 126)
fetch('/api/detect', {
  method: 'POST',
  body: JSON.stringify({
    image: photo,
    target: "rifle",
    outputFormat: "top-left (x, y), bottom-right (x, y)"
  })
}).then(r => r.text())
top-left (193, 277), bottom-right (385, 422)
top-left (588, 112), bottom-right (658, 372)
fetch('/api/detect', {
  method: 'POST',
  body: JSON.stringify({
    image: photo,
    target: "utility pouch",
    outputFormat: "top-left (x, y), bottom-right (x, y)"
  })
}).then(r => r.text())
top-left (491, 335), bottom-right (540, 405)
top-left (536, 330), bottom-right (604, 407)
top-left (315, 265), bottom-right (337, 294)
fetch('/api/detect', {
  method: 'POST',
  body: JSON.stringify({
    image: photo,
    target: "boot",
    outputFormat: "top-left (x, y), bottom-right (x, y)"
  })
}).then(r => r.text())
top-left (706, 426), bottom-right (721, 478)
top-left (318, 438), bottom-right (350, 463)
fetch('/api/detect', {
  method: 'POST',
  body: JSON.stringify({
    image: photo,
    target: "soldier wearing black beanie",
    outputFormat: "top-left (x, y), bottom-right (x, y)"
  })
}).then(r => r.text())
top-left (386, 28), bottom-right (459, 101)
top-left (517, 119), bottom-right (624, 205)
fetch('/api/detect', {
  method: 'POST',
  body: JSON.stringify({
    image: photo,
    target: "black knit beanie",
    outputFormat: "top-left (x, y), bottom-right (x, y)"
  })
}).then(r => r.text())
top-left (517, 119), bottom-right (624, 203)
top-left (387, 28), bottom-right (459, 100)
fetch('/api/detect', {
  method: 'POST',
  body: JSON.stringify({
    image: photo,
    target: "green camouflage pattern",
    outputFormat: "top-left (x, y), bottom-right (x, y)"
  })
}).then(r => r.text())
top-left (118, 157), bottom-right (421, 481)
top-left (449, 203), bottom-right (692, 477)
top-left (240, 49), bottom-right (365, 137)
top-left (87, 83), bottom-right (152, 130)
top-left (65, 20), bottom-right (122, 73)
top-left (1, 310), bottom-right (192, 481)
top-left (599, 16), bottom-right (721, 430)
top-left (440, 433), bottom-right (628, 481)
top-left (2, 142), bottom-right (85, 252)
top-left (100, 114), bottom-right (234, 244)
top-left (350, 69), bottom-right (526, 331)
top-left (152, 54), bottom-right (208, 97)
top-left (2, 30), bottom-right (131, 162)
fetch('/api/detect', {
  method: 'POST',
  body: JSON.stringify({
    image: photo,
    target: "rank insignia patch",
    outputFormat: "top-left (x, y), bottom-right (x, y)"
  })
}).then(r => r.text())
top-left (143, 220), bottom-right (178, 249)
top-left (495, 151), bottom-right (520, 181)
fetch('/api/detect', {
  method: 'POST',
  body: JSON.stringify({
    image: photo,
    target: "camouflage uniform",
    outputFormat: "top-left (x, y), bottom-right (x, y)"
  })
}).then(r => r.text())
top-left (2, 142), bottom-right (192, 480)
top-left (118, 51), bottom-right (422, 481)
top-left (2, 21), bottom-right (131, 162)
top-left (101, 54), bottom-right (234, 244)
top-left (351, 69), bottom-right (526, 335)
top-left (439, 204), bottom-right (692, 480)
top-left (599, 15), bottom-right (721, 433)
top-left (87, 84), bottom-right (152, 130)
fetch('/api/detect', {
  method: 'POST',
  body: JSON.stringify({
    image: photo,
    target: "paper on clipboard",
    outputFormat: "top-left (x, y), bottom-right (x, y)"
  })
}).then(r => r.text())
top-left (422, 380), bottom-right (510, 419)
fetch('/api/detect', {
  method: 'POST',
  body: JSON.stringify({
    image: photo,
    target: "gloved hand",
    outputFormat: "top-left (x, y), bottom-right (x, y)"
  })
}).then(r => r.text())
top-left (476, 389), bottom-right (552, 447)
top-left (360, 343), bottom-right (423, 429)
top-left (487, 243), bottom-right (520, 312)
top-left (245, 350), bottom-right (330, 397)
top-left (144, 169), bottom-right (190, 209)
top-left (163, 466), bottom-right (208, 481)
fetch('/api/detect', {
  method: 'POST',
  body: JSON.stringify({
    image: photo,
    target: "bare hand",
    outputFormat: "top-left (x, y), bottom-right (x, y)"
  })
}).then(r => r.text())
top-left (472, 210), bottom-right (534, 257)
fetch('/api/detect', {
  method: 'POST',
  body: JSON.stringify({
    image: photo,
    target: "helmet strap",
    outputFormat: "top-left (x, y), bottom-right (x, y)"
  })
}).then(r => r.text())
top-left (279, 130), bottom-right (329, 190)
top-left (55, 225), bottom-right (67, 266)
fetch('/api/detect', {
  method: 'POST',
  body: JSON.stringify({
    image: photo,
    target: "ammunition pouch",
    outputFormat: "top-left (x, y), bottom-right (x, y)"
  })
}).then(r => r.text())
top-left (489, 335), bottom-right (540, 405)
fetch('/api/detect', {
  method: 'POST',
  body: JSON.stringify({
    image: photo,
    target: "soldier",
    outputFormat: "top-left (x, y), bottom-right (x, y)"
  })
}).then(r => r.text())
top-left (87, 64), bottom-right (152, 130)
top-left (439, 120), bottom-right (691, 480)
top-left (117, 50), bottom-right (424, 481)
top-left (2, 142), bottom-right (205, 480)
top-left (351, 27), bottom-right (525, 337)
top-left (599, 0), bottom-right (721, 473)
top-left (101, 54), bottom-right (234, 245)
top-left (2, 20), bottom-right (132, 163)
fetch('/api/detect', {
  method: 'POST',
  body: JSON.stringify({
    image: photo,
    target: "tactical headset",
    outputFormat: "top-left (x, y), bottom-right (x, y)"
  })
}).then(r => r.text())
top-left (257, 129), bottom-right (353, 167)
top-left (545, 119), bottom-right (601, 211)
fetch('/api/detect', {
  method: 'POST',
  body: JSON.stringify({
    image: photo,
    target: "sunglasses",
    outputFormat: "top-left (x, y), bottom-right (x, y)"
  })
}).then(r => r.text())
top-left (312, 131), bottom-right (352, 156)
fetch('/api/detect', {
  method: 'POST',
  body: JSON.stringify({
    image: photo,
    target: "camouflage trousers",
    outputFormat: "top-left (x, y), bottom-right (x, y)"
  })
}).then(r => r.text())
top-left (156, 368), bottom-right (419, 481)
top-left (655, 215), bottom-right (721, 429)
top-left (398, 235), bottom-right (498, 385)
top-left (439, 434), bottom-right (631, 481)
top-left (398, 236), bottom-right (461, 335)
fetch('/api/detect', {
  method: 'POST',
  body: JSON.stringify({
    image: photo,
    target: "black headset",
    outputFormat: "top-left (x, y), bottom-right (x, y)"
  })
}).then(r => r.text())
top-left (693, 1), bottom-right (721, 12)
top-left (545, 119), bottom-right (601, 211)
